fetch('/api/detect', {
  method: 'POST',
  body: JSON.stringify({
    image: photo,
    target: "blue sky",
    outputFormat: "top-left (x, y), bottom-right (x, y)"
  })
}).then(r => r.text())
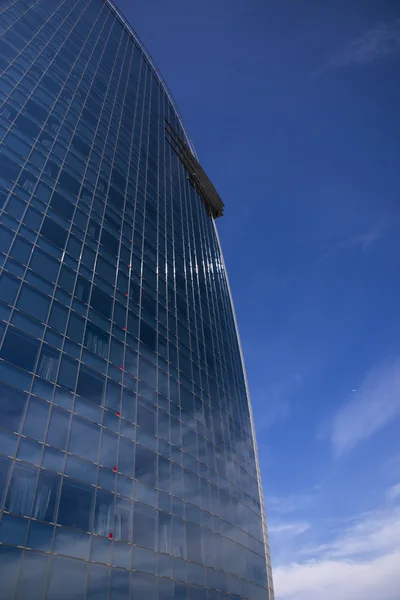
top-left (117, 1), bottom-right (400, 597)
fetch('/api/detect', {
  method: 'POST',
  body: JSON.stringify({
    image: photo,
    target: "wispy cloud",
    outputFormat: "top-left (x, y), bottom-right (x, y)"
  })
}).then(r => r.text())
top-left (307, 508), bottom-right (400, 561)
top-left (275, 552), bottom-right (400, 600)
top-left (314, 19), bottom-right (400, 78)
top-left (274, 503), bottom-right (400, 600)
top-left (331, 357), bottom-right (400, 456)
top-left (269, 521), bottom-right (310, 536)
top-left (267, 486), bottom-right (322, 516)
top-left (320, 223), bottom-right (387, 262)
top-left (387, 482), bottom-right (400, 502)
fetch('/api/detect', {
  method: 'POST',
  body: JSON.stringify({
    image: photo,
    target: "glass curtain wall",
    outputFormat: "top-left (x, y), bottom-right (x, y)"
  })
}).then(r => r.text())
top-left (0, 1), bottom-right (272, 598)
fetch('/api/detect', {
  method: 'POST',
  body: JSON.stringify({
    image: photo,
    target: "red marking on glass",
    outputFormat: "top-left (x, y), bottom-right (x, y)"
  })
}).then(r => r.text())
top-left (109, 533), bottom-right (113, 539)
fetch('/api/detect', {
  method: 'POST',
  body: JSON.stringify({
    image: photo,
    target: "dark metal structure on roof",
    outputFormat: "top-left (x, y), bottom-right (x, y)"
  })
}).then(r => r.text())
top-left (165, 120), bottom-right (225, 219)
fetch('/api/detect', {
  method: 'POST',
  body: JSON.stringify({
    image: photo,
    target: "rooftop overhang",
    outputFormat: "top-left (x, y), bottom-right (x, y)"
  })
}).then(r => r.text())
top-left (165, 120), bottom-right (224, 219)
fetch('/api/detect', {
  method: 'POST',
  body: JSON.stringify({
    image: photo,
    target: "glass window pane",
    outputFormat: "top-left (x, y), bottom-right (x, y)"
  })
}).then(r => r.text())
top-left (90, 535), bottom-right (112, 565)
top-left (87, 563), bottom-right (111, 600)
top-left (48, 302), bottom-right (68, 333)
top-left (173, 517), bottom-right (186, 559)
top-left (0, 328), bottom-right (39, 371)
top-left (58, 265), bottom-right (76, 293)
top-left (57, 356), bottom-right (78, 390)
top-left (134, 445), bottom-right (156, 487)
top-left (50, 191), bottom-right (74, 219)
top-left (90, 286), bottom-right (112, 318)
top-left (133, 503), bottom-right (157, 550)
top-left (93, 489), bottom-right (114, 537)
top-left (0, 382), bottom-right (27, 433)
top-left (137, 400), bottom-right (156, 435)
top-left (53, 528), bottom-right (90, 560)
top-left (114, 496), bottom-right (133, 543)
top-left (77, 366), bottom-right (105, 403)
top-left (14, 551), bottom-right (49, 600)
top-left (30, 248), bottom-right (59, 282)
top-left (40, 216), bottom-right (68, 249)
top-left (36, 345), bottom-right (59, 382)
top-left (85, 323), bottom-right (109, 358)
top-left (110, 567), bottom-right (130, 600)
top-left (132, 546), bottom-right (157, 574)
top-left (131, 572), bottom-right (158, 600)
top-left (68, 416), bottom-right (100, 463)
top-left (46, 555), bottom-right (87, 600)
top-left (32, 470), bottom-right (61, 522)
top-left (46, 407), bottom-right (70, 450)
top-left (0, 514), bottom-right (28, 546)
top-left (4, 462), bottom-right (37, 517)
top-left (57, 479), bottom-right (94, 531)
top-left (0, 547), bottom-right (22, 600)
top-left (118, 438), bottom-right (135, 477)
top-left (67, 314), bottom-right (85, 344)
top-left (0, 457), bottom-right (12, 509)
top-left (105, 380), bottom-right (122, 412)
top-left (17, 437), bottom-right (42, 465)
top-left (0, 429), bottom-right (18, 458)
top-left (158, 511), bottom-right (173, 554)
top-left (65, 454), bottom-right (97, 485)
top-left (10, 237), bottom-right (32, 265)
top-left (0, 272), bottom-right (20, 305)
top-left (17, 284), bottom-right (50, 322)
top-left (26, 520), bottom-right (54, 552)
top-left (112, 542), bottom-right (131, 569)
top-left (100, 430), bottom-right (118, 469)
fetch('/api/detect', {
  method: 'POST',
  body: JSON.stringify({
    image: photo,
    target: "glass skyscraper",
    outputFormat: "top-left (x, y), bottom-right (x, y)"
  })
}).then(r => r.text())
top-left (0, 1), bottom-right (274, 599)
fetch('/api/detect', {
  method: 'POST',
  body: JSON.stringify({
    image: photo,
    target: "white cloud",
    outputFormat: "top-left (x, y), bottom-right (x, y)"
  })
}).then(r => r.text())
top-left (320, 224), bottom-right (387, 262)
top-left (314, 19), bottom-right (400, 78)
top-left (388, 482), bottom-right (400, 502)
top-left (331, 20), bottom-right (400, 67)
top-left (273, 505), bottom-right (400, 600)
top-left (331, 357), bottom-right (400, 456)
top-left (347, 229), bottom-right (384, 250)
top-left (316, 509), bottom-right (400, 560)
top-left (269, 522), bottom-right (310, 536)
top-left (274, 552), bottom-right (400, 600)
top-left (266, 486), bottom-right (321, 516)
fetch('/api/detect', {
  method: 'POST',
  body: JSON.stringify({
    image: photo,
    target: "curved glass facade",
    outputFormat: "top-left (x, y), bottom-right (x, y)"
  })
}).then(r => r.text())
top-left (0, 1), bottom-right (273, 599)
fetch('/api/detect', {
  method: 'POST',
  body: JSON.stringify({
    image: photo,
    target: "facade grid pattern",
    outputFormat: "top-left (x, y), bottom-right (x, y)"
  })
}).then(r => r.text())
top-left (0, 1), bottom-right (272, 599)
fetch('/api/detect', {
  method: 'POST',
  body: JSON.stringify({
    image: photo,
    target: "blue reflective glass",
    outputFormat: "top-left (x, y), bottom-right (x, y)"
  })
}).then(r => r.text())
top-left (0, 514), bottom-right (28, 546)
top-left (4, 462), bottom-right (37, 517)
top-left (57, 479), bottom-right (94, 531)
top-left (0, 547), bottom-right (22, 600)
top-left (87, 563), bottom-right (111, 600)
top-left (14, 551), bottom-right (49, 600)
top-left (0, 0), bottom-right (271, 597)
top-left (26, 520), bottom-right (54, 552)
top-left (0, 383), bottom-right (27, 433)
top-left (16, 285), bottom-right (50, 322)
top-left (46, 556), bottom-right (87, 600)
top-left (0, 328), bottom-right (39, 371)
top-left (68, 416), bottom-right (100, 462)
